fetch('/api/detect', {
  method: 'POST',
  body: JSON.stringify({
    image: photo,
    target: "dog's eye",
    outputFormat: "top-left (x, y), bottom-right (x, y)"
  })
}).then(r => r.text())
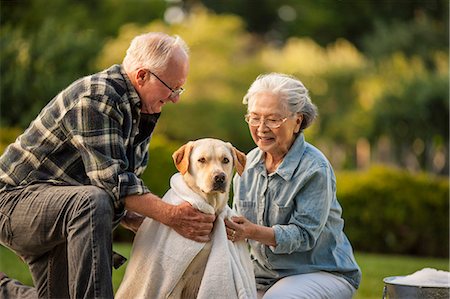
top-left (222, 157), bottom-right (230, 164)
top-left (198, 157), bottom-right (206, 163)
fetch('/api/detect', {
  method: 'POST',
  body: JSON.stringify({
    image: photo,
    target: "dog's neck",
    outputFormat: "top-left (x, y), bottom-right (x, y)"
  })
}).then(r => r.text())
top-left (203, 191), bottom-right (229, 214)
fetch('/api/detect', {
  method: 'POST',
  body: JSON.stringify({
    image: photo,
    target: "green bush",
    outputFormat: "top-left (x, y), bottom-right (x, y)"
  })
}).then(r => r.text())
top-left (0, 127), bottom-right (23, 153)
top-left (337, 165), bottom-right (449, 257)
top-left (141, 134), bottom-right (181, 197)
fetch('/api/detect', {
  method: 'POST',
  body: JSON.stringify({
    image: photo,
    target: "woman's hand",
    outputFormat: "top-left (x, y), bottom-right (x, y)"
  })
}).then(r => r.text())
top-left (225, 215), bottom-right (277, 247)
top-left (225, 216), bottom-right (254, 242)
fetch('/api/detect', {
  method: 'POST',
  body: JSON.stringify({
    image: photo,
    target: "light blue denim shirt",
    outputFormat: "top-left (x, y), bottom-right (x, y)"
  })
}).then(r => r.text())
top-left (233, 134), bottom-right (361, 290)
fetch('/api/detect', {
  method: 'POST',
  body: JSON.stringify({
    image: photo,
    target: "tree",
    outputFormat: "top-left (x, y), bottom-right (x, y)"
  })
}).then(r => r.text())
top-left (0, 0), bottom-right (166, 126)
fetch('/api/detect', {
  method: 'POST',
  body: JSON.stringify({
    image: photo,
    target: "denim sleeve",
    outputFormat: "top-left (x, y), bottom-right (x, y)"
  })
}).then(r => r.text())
top-left (270, 165), bottom-right (333, 254)
top-left (63, 96), bottom-right (149, 215)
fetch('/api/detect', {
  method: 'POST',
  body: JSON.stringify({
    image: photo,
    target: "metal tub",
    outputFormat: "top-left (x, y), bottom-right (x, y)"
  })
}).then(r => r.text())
top-left (383, 276), bottom-right (450, 299)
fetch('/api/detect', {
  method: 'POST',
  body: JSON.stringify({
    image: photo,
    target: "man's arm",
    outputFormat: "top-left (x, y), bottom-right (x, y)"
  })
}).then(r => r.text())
top-left (124, 193), bottom-right (216, 242)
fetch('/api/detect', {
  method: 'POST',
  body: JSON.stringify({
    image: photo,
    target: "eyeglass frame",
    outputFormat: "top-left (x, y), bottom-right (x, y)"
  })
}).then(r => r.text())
top-left (244, 113), bottom-right (294, 129)
top-left (147, 70), bottom-right (185, 98)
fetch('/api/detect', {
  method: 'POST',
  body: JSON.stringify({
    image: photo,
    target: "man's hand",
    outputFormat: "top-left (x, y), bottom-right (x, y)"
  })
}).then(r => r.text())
top-left (124, 193), bottom-right (216, 242)
top-left (167, 201), bottom-right (216, 242)
top-left (120, 211), bottom-right (145, 233)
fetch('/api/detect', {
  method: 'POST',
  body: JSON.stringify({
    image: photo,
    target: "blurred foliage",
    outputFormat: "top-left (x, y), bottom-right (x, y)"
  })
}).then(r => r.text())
top-left (198, 0), bottom-right (448, 48)
top-left (0, 0), bottom-right (166, 127)
top-left (362, 14), bottom-right (448, 66)
top-left (141, 134), bottom-right (181, 197)
top-left (0, 0), bottom-right (448, 174)
top-left (0, 127), bottom-right (22, 153)
top-left (337, 166), bottom-right (449, 257)
top-left (1, 21), bottom-right (99, 126)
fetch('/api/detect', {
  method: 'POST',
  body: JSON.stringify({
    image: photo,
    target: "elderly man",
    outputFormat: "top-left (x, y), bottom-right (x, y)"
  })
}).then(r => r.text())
top-left (0, 32), bottom-right (215, 298)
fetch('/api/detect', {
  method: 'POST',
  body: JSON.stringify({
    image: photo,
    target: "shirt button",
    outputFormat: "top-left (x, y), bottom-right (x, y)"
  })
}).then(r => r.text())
top-left (132, 119), bottom-right (137, 124)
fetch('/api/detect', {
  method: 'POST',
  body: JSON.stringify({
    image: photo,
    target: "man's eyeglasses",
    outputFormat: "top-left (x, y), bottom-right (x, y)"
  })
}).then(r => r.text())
top-left (244, 114), bottom-right (291, 129)
top-left (147, 70), bottom-right (184, 98)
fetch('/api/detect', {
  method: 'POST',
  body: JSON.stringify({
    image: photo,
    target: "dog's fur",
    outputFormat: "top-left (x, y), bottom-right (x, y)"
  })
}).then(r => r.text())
top-left (168, 138), bottom-right (246, 299)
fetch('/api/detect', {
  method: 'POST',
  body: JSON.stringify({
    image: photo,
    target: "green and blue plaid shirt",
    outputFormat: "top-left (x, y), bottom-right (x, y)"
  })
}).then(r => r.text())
top-left (0, 64), bottom-right (159, 220)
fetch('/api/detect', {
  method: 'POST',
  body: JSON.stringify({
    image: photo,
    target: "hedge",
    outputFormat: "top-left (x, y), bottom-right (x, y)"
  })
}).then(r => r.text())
top-left (1, 128), bottom-right (448, 256)
top-left (337, 165), bottom-right (449, 258)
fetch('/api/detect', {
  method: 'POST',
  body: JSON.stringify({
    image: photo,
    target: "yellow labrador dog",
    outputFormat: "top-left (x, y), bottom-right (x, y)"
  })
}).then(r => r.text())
top-left (116, 138), bottom-right (256, 299)
top-left (169, 138), bottom-right (246, 298)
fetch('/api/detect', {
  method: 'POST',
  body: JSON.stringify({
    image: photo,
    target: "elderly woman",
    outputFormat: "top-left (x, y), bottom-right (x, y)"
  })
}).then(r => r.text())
top-left (225, 73), bottom-right (361, 298)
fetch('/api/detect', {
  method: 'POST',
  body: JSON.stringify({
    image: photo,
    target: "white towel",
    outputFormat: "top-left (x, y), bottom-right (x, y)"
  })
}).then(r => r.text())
top-left (115, 173), bottom-right (257, 299)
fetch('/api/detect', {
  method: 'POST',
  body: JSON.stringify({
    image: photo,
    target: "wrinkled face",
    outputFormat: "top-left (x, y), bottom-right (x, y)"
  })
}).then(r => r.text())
top-left (248, 92), bottom-right (301, 157)
top-left (137, 47), bottom-right (189, 114)
top-left (187, 139), bottom-right (234, 195)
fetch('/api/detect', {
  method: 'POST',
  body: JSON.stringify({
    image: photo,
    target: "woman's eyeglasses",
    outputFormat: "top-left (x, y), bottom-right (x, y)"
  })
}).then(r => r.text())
top-left (244, 114), bottom-right (291, 129)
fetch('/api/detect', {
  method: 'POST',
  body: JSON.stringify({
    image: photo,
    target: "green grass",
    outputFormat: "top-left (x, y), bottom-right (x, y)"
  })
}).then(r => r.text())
top-left (1, 244), bottom-right (448, 298)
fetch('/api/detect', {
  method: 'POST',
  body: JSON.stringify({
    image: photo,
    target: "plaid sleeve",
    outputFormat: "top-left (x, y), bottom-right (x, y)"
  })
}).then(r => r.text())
top-left (63, 95), bottom-right (148, 216)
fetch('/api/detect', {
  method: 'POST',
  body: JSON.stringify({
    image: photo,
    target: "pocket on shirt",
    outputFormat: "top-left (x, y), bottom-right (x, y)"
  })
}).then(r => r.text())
top-left (268, 204), bottom-right (292, 226)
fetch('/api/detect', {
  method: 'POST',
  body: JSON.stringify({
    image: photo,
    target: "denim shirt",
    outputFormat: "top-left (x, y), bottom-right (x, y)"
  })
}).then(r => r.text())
top-left (233, 134), bottom-right (361, 290)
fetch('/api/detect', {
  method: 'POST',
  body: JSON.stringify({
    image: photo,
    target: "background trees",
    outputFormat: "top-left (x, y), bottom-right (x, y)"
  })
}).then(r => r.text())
top-left (1, 0), bottom-right (447, 174)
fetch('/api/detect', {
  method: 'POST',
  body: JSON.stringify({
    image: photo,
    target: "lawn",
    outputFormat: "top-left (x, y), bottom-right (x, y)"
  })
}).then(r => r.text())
top-left (1, 244), bottom-right (448, 298)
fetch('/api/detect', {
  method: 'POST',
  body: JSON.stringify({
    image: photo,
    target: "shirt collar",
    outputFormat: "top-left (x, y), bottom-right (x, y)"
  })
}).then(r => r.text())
top-left (119, 64), bottom-right (142, 109)
top-left (275, 134), bottom-right (306, 181)
top-left (248, 133), bottom-right (306, 181)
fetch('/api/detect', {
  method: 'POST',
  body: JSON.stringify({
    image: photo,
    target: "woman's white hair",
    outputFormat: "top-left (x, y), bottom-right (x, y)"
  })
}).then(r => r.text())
top-left (123, 32), bottom-right (189, 73)
top-left (243, 73), bottom-right (318, 131)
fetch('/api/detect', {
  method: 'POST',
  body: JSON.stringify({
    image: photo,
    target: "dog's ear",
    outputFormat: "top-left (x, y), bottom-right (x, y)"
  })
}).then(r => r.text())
top-left (229, 144), bottom-right (246, 176)
top-left (172, 142), bottom-right (193, 175)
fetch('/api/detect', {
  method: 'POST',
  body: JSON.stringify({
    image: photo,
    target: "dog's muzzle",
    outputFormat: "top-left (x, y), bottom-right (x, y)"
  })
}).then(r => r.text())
top-left (212, 173), bottom-right (227, 192)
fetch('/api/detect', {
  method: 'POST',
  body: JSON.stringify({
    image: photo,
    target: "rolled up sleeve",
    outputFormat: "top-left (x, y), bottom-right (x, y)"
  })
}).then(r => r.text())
top-left (115, 172), bottom-right (150, 204)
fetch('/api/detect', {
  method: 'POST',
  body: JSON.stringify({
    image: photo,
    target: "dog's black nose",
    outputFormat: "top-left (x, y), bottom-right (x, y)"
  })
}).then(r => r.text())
top-left (214, 173), bottom-right (226, 184)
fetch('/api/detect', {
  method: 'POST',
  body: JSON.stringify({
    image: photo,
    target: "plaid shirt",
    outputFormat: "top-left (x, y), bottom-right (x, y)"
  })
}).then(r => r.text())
top-left (0, 64), bottom-right (159, 219)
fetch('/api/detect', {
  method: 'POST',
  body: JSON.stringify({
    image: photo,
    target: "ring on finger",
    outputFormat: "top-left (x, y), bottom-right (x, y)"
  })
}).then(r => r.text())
top-left (231, 229), bottom-right (236, 241)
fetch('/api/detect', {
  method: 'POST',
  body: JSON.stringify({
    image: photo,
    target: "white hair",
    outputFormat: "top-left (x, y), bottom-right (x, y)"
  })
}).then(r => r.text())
top-left (243, 73), bottom-right (318, 131)
top-left (122, 32), bottom-right (189, 73)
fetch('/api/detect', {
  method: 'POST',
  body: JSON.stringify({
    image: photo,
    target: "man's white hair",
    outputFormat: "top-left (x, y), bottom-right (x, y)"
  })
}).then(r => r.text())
top-left (123, 32), bottom-right (189, 73)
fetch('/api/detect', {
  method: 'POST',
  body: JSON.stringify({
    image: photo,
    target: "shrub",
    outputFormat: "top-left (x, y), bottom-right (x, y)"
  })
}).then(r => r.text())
top-left (141, 135), bottom-right (181, 197)
top-left (0, 127), bottom-right (23, 153)
top-left (337, 165), bottom-right (449, 257)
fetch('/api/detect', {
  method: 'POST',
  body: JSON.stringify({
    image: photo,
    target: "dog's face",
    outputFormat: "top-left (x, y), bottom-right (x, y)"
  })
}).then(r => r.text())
top-left (188, 139), bottom-right (233, 194)
top-left (172, 138), bottom-right (246, 198)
